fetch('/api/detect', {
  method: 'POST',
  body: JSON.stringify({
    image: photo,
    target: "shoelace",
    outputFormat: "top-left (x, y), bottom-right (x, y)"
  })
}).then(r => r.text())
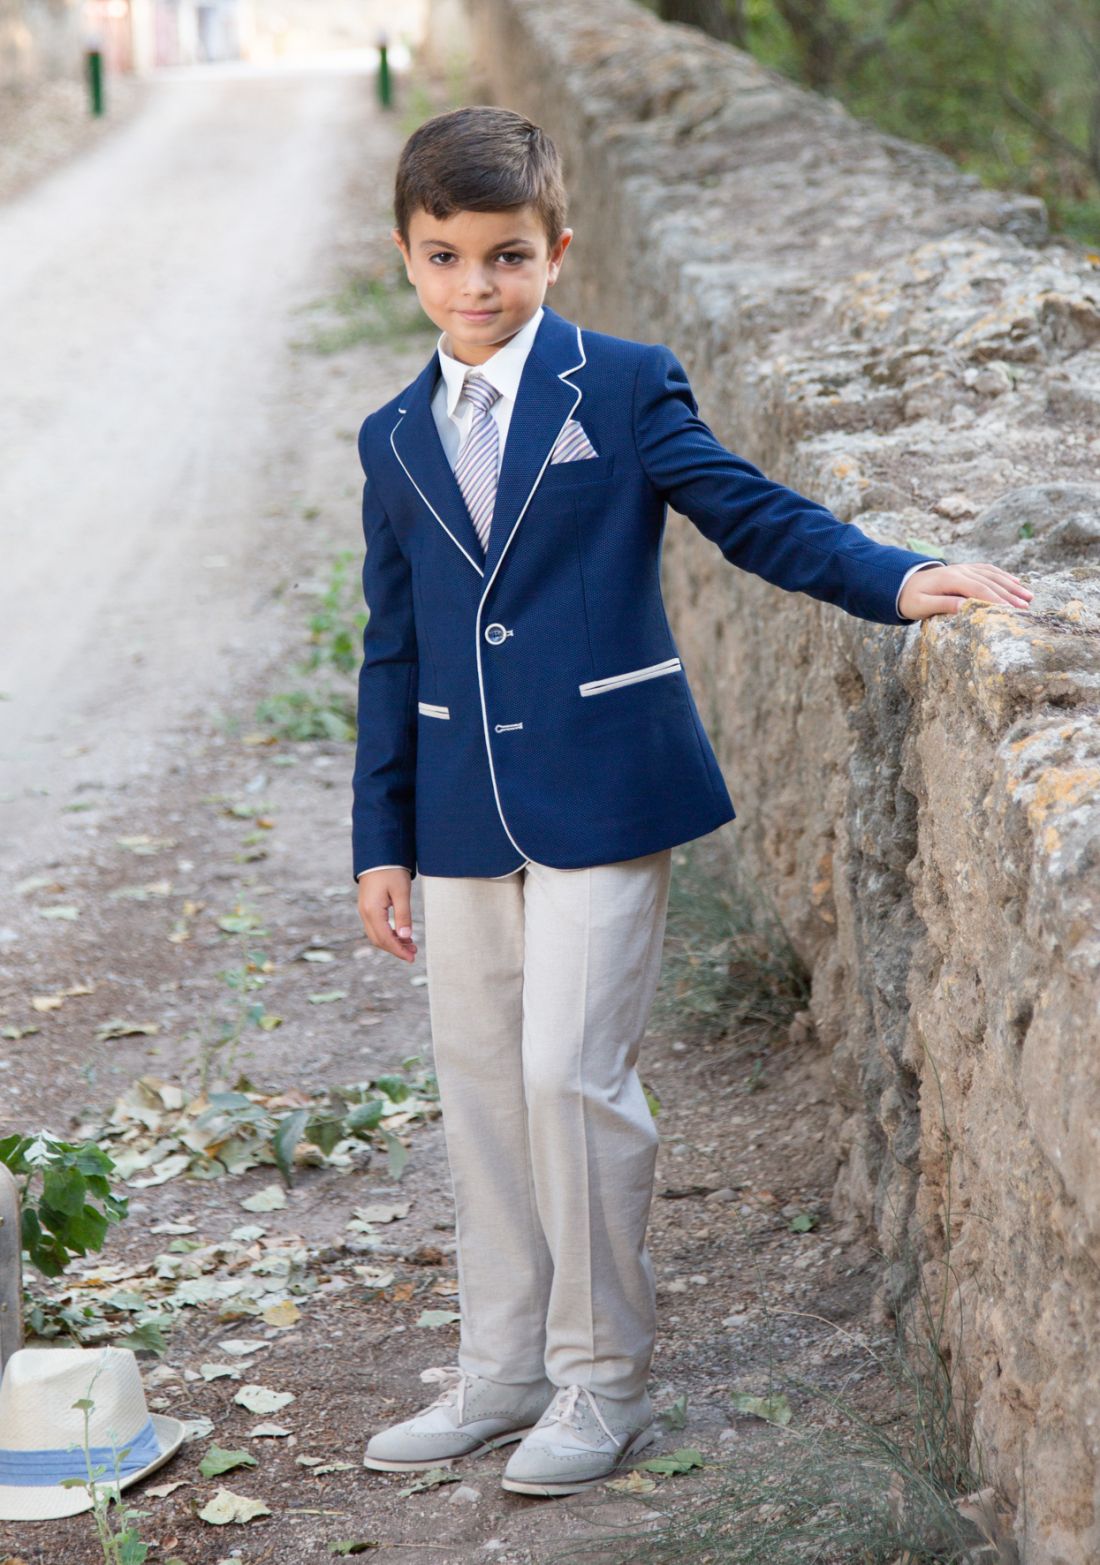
top-left (419, 1364), bottom-right (476, 1424)
top-left (538, 1383), bottom-right (617, 1445)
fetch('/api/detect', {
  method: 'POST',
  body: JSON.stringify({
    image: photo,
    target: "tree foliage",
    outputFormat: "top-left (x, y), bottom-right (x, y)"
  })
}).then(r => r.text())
top-left (651, 0), bottom-right (1100, 243)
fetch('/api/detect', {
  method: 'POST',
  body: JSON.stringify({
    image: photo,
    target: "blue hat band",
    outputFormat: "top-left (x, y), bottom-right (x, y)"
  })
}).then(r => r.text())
top-left (0, 1417), bottom-right (161, 1487)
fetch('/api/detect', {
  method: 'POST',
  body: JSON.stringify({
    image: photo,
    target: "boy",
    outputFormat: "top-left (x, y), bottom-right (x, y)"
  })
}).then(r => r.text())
top-left (351, 106), bottom-right (1032, 1497)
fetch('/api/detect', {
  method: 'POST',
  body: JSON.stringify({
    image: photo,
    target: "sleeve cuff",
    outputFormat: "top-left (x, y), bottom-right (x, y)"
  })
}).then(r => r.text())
top-left (896, 559), bottom-right (945, 619)
top-left (355, 864), bottom-right (412, 880)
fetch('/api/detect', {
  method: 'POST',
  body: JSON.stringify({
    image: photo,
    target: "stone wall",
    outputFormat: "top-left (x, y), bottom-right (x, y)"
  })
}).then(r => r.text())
top-left (440, 1), bottom-right (1100, 1559)
top-left (0, 0), bottom-right (82, 85)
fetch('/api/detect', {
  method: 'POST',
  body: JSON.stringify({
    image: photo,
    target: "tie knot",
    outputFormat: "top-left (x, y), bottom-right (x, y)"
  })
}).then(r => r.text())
top-left (461, 373), bottom-right (499, 413)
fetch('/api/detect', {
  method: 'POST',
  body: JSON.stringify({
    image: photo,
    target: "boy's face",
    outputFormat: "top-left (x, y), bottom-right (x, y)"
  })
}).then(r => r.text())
top-left (393, 204), bottom-right (572, 365)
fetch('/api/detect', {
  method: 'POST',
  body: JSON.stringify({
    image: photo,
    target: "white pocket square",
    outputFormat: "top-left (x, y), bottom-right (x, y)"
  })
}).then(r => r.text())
top-left (550, 419), bottom-right (599, 463)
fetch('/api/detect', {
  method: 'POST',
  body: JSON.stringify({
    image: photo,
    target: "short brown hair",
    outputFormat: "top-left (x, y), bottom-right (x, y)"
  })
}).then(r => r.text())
top-left (394, 105), bottom-right (567, 248)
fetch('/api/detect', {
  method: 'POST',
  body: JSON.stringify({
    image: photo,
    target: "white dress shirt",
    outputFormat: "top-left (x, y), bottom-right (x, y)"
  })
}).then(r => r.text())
top-left (356, 313), bottom-right (941, 880)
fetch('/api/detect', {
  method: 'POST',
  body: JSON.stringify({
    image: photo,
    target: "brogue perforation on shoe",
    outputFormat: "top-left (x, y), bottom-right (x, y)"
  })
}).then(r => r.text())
top-left (364, 1365), bottom-right (554, 1473)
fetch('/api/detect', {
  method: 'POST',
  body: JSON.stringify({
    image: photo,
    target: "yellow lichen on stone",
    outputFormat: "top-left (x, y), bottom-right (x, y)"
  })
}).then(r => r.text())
top-left (1009, 730), bottom-right (1050, 754)
top-left (1025, 767), bottom-right (1100, 827)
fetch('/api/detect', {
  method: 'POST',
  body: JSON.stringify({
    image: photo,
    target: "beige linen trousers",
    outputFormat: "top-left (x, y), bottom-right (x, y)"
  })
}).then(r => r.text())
top-left (420, 849), bottom-right (673, 1404)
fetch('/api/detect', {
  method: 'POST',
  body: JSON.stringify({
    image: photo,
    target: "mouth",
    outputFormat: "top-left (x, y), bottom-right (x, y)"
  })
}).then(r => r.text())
top-left (455, 308), bottom-right (499, 322)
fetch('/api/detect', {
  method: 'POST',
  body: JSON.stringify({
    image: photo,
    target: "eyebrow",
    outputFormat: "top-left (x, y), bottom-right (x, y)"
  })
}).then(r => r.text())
top-left (417, 237), bottom-right (537, 250)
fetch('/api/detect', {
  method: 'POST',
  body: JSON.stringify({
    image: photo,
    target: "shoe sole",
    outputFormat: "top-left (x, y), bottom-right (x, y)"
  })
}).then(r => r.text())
top-left (363, 1425), bottom-right (536, 1473)
top-left (499, 1422), bottom-right (661, 1496)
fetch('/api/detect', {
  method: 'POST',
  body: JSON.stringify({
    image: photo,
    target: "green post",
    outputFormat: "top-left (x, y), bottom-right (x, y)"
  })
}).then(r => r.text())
top-left (86, 46), bottom-right (105, 117)
top-left (377, 34), bottom-right (392, 109)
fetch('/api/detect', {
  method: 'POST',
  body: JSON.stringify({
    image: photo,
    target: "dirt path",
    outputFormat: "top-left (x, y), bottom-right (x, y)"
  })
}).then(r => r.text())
top-left (0, 54), bottom-right (395, 881)
top-left (0, 59), bottom-right (892, 1565)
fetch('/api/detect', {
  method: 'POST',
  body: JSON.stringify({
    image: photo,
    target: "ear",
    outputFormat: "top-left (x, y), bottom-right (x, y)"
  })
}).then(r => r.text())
top-left (392, 226), bottom-right (415, 286)
top-left (546, 228), bottom-right (573, 287)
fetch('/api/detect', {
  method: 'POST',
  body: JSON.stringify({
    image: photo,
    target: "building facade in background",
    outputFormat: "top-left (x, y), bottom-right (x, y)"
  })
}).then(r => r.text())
top-left (0, 0), bottom-right (423, 83)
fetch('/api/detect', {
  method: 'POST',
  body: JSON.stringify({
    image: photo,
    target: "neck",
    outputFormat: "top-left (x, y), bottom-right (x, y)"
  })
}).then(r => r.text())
top-left (444, 332), bottom-right (517, 366)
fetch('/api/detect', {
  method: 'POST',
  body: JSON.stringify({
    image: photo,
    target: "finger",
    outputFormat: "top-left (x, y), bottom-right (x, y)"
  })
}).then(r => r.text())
top-left (972, 563), bottom-right (1033, 594)
top-left (363, 890), bottom-right (417, 962)
top-left (392, 886), bottom-right (413, 942)
top-left (367, 904), bottom-right (410, 960)
top-left (935, 572), bottom-right (1030, 610)
top-left (359, 890), bottom-right (397, 951)
top-left (951, 564), bottom-right (1033, 603)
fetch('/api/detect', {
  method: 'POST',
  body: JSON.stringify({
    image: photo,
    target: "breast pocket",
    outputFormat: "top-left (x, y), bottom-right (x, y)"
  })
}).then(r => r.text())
top-left (539, 453), bottom-right (617, 489)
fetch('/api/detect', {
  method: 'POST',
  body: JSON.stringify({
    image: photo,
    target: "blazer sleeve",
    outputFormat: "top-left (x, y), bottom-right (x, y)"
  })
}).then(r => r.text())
top-left (351, 435), bottom-right (418, 883)
top-left (632, 345), bottom-right (946, 626)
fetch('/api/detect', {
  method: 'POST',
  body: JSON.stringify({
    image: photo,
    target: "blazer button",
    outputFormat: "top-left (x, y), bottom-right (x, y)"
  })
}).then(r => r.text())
top-left (484, 623), bottom-right (510, 646)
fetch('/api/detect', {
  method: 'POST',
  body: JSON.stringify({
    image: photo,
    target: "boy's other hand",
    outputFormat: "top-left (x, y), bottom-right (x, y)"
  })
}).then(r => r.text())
top-left (899, 562), bottom-right (1034, 621)
top-left (357, 868), bottom-right (417, 963)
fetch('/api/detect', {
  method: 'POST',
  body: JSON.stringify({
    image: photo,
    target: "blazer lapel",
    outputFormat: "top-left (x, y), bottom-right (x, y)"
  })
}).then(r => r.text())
top-left (389, 355), bottom-right (487, 577)
top-left (481, 306), bottom-right (585, 584)
top-left (387, 306), bottom-right (586, 585)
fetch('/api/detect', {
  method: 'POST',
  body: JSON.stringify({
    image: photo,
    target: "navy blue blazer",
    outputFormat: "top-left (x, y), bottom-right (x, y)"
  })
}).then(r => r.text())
top-left (351, 304), bottom-right (944, 881)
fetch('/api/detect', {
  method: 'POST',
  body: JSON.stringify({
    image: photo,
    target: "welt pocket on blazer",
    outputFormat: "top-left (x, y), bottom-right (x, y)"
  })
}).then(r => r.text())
top-left (539, 453), bottom-right (616, 487)
top-left (418, 701), bottom-right (451, 719)
top-left (578, 657), bottom-right (683, 697)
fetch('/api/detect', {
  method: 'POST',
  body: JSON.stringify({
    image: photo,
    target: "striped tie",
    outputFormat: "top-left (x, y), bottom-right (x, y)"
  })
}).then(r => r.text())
top-left (453, 373), bottom-right (501, 556)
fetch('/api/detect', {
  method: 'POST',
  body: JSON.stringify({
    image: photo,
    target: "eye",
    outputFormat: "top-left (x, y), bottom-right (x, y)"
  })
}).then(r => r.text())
top-left (497, 251), bottom-right (529, 265)
top-left (428, 251), bottom-right (456, 265)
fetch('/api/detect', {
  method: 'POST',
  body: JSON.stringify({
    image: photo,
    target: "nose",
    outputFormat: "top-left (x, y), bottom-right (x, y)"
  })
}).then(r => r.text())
top-left (461, 264), bottom-right (495, 299)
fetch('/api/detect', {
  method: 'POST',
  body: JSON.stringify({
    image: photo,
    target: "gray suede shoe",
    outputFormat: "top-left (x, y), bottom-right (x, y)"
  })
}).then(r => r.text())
top-left (364, 1365), bottom-right (554, 1473)
top-left (500, 1383), bottom-right (660, 1496)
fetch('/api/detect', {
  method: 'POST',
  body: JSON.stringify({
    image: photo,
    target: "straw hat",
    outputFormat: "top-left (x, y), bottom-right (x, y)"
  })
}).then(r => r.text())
top-left (0, 1345), bottom-right (184, 1521)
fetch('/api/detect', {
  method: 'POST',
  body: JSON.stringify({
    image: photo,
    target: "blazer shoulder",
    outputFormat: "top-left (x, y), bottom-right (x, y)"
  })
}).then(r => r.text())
top-left (358, 386), bottom-right (411, 470)
top-left (574, 324), bottom-right (672, 371)
top-left (573, 327), bottom-right (684, 404)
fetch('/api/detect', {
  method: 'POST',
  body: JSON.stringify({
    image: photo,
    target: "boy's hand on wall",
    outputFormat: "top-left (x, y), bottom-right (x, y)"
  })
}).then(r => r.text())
top-left (899, 562), bottom-right (1034, 621)
top-left (358, 868), bottom-right (417, 963)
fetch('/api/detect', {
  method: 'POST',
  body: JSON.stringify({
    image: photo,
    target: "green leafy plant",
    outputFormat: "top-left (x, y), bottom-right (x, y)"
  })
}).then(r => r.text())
top-left (0, 1135), bottom-right (127, 1278)
top-left (60, 1385), bottom-right (153, 1565)
top-left (254, 687), bottom-right (355, 742)
top-left (195, 911), bottom-right (271, 1092)
top-left (194, 1067), bottom-right (436, 1186)
top-left (256, 552), bottom-right (365, 743)
top-left (305, 551), bottom-right (366, 676)
top-left (296, 259), bottom-right (438, 356)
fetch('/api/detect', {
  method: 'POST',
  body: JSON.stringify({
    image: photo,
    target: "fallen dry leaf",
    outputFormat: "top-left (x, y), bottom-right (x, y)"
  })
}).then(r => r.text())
top-left (233, 1384), bottom-right (295, 1415)
top-left (241, 1184), bottom-right (287, 1213)
top-left (96, 1018), bottom-right (159, 1040)
top-left (353, 1202), bottom-right (410, 1225)
top-left (197, 1487), bottom-right (272, 1525)
top-left (606, 1469), bottom-right (657, 1495)
top-left (144, 1480), bottom-right (190, 1498)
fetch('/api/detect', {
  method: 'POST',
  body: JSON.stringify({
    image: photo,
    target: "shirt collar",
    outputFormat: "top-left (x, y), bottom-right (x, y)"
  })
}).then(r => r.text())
top-left (436, 306), bottom-right (545, 419)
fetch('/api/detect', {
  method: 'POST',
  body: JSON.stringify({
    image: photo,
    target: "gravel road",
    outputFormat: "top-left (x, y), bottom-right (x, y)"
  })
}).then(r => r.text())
top-left (0, 60), bottom-right (379, 882)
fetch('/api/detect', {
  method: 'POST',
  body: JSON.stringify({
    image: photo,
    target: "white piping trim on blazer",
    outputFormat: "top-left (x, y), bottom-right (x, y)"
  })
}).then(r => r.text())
top-left (389, 410), bottom-right (486, 579)
top-left (475, 323), bottom-right (587, 862)
top-left (579, 657), bottom-right (682, 696)
top-left (418, 701), bottom-right (451, 719)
